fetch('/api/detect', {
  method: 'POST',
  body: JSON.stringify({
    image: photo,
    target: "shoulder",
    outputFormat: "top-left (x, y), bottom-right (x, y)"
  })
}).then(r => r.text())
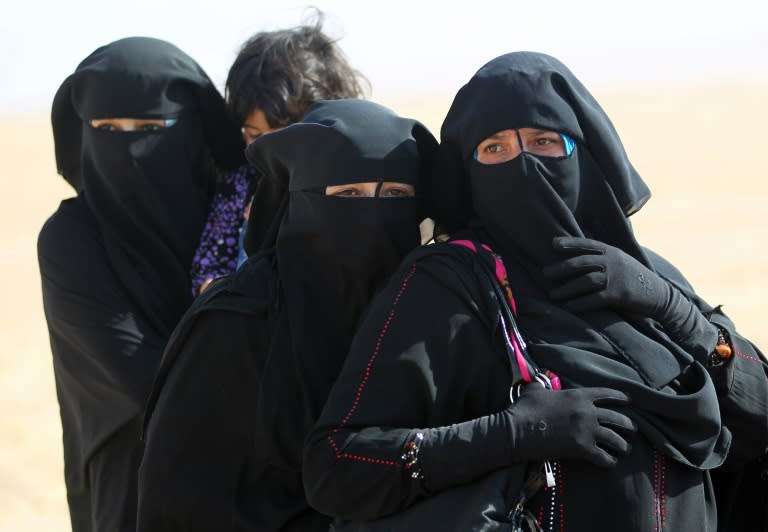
top-left (401, 241), bottom-right (482, 275)
top-left (142, 257), bottom-right (277, 434)
top-left (376, 242), bottom-right (494, 324)
top-left (38, 197), bottom-right (95, 254)
top-left (188, 253), bottom-right (278, 317)
top-left (38, 198), bottom-right (106, 282)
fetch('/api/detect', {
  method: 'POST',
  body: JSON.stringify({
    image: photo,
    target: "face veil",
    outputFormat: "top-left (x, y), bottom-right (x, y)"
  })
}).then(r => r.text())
top-left (244, 98), bottom-right (437, 437)
top-left (425, 52), bottom-right (727, 470)
top-left (50, 36), bottom-right (244, 335)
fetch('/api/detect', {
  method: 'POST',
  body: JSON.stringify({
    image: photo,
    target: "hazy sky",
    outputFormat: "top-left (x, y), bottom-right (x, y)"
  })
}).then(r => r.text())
top-left (3, 0), bottom-right (766, 113)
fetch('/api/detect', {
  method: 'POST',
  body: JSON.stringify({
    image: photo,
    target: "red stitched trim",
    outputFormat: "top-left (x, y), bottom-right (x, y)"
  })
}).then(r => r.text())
top-left (559, 503), bottom-right (565, 532)
top-left (735, 348), bottom-right (762, 363)
top-left (558, 462), bottom-right (565, 532)
top-left (326, 264), bottom-right (418, 466)
top-left (653, 450), bottom-right (659, 532)
top-left (660, 454), bottom-right (667, 528)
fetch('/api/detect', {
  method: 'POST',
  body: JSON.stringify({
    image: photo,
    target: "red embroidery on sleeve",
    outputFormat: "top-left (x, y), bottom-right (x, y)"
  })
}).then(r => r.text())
top-left (326, 264), bottom-right (418, 466)
top-left (735, 348), bottom-right (763, 364)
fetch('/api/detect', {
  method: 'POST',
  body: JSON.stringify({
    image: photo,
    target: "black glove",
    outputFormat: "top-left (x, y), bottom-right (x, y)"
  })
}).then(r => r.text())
top-left (502, 386), bottom-right (635, 466)
top-left (542, 236), bottom-right (717, 360)
top-left (419, 386), bottom-right (636, 491)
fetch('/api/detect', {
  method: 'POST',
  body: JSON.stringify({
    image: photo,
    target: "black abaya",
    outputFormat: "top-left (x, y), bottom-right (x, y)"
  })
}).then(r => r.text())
top-left (39, 37), bottom-right (243, 532)
top-left (303, 53), bottom-right (768, 531)
top-left (136, 99), bottom-right (437, 531)
top-left (304, 240), bottom-right (768, 531)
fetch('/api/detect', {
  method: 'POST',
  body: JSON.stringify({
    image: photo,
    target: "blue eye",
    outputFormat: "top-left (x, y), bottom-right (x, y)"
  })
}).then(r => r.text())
top-left (164, 118), bottom-right (178, 127)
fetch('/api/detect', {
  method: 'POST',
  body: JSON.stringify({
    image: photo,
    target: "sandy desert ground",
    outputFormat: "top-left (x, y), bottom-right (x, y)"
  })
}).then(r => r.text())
top-left (1, 84), bottom-right (766, 530)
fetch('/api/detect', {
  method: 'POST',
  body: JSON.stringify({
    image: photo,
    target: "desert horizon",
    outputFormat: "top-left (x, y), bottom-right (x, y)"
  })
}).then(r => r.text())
top-left (1, 82), bottom-right (767, 530)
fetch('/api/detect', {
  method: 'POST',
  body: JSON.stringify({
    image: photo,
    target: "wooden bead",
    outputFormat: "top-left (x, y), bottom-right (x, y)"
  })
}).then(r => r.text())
top-left (715, 343), bottom-right (733, 359)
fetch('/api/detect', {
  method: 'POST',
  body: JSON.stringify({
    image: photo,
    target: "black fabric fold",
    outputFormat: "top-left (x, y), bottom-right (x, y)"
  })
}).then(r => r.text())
top-left (138, 99), bottom-right (438, 530)
top-left (428, 52), bottom-right (729, 469)
top-left (41, 37), bottom-right (243, 531)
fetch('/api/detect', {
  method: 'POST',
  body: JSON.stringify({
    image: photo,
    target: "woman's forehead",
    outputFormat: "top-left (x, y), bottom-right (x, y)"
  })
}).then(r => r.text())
top-left (483, 127), bottom-right (559, 139)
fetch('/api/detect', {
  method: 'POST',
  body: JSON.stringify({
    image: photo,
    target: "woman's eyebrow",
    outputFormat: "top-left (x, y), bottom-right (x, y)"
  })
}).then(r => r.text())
top-left (526, 128), bottom-right (557, 135)
top-left (486, 130), bottom-right (515, 140)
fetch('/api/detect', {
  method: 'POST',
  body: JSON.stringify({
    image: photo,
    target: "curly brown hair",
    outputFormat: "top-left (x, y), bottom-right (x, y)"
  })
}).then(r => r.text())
top-left (225, 10), bottom-right (368, 128)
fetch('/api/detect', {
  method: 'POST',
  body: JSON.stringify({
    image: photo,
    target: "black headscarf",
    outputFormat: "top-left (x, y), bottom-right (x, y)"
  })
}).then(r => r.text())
top-left (51, 36), bottom-right (245, 335)
top-left (137, 99), bottom-right (437, 530)
top-left (245, 98), bottom-right (436, 437)
top-left (428, 52), bottom-right (728, 469)
top-left (40, 37), bottom-right (243, 502)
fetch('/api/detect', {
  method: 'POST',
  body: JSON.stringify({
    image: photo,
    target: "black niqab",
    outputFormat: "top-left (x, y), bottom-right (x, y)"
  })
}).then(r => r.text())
top-left (51, 36), bottom-right (244, 335)
top-left (138, 99), bottom-right (437, 530)
top-left (245, 99), bottom-right (431, 441)
top-left (39, 36), bottom-right (244, 515)
top-left (428, 52), bottom-right (728, 469)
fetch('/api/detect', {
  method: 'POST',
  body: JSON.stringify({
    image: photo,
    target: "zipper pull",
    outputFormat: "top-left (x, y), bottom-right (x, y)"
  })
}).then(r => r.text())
top-left (544, 461), bottom-right (556, 488)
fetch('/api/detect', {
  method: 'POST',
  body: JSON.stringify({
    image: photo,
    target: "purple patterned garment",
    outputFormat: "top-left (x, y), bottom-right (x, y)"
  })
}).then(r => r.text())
top-left (190, 164), bottom-right (261, 294)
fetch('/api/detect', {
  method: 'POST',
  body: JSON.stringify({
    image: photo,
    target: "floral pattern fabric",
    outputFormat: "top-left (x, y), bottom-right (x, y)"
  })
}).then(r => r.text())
top-left (190, 164), bottom-right (260, 294)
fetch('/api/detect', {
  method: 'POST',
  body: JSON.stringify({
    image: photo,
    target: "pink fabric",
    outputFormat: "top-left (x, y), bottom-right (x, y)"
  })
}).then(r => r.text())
top-left (451, 239), bottom-right (478, 253)
top-left (510, 325), bottom-right (532, 383)
top-left (449, 239), bottom-right (561, 389)
top-left (451, 240), bottom-right (519, 316)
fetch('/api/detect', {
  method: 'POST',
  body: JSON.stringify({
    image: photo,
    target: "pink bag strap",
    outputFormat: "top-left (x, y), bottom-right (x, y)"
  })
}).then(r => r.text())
top-left (449, 239), bottom-right (560, 391)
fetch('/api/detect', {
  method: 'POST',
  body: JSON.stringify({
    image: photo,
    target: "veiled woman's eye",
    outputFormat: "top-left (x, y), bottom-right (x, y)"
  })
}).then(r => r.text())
top-left (90, 118), bottom-right (167, 132)
top-left (475, 129), bottom-right (522, 164)
top-left (520, 129), bottom-right (566, 157)
top-left (379, 183), bottom-right (415, 198)
top-left (330, 187), bottom-right (362, 197)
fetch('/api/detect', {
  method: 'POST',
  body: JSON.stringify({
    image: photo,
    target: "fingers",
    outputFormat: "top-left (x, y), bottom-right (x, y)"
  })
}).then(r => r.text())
top-left (584, 387), bottom-right (631, 406)
top-left (551, 236), bottom-right (605, 255)
top-left (582, 442), bottom-right (621, 468)
top-left (587, 390), bottom-right (635, 467)
top-left (581, 409), bottom-right (635, 468)
top-left (589, 426), bottom-right (633, 467)
top-left (596, 408), bottom-right (637, 434)
top-left (542, 255), bottom-right (605, 283)
top-left (547, 271), bottom-right (606, 300)
top-left (595, 426), bottom-right (633, 455)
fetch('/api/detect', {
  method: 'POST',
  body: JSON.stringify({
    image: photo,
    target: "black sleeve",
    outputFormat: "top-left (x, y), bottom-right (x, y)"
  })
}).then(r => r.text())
top-left (38, 205), bottom-right (167, 458)
top-left (708, 311), bottom-right (768, 468)
top-left (646, 248), bottom-right (768, 465)
top-left (39, 269), bottom-right (165, 408)
top-left (136, 310), bottom-right (260, 531)
top-left (303, 262), bottom-right (512, 521)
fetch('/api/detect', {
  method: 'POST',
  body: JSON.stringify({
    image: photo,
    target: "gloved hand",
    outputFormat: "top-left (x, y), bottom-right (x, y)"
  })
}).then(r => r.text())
top-left (417, 386), bottom-right (636, 491)
top-left (502, 386), bottom-right (635, 467)
top-left (542, 236), bottom-right (717, 359)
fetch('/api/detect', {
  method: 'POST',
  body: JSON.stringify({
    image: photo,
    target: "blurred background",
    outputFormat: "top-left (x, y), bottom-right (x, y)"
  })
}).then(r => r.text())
top-left (1, 0), bottom-right (766, 529)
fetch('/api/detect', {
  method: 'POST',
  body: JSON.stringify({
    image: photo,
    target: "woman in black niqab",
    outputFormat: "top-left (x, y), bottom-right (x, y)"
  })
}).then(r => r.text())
top-left (303, 52), bottom-right (768, 531)
top-left (136, 99), bottom-right (437, 531)
top-left (38, 37), bottom-right (244, 532)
